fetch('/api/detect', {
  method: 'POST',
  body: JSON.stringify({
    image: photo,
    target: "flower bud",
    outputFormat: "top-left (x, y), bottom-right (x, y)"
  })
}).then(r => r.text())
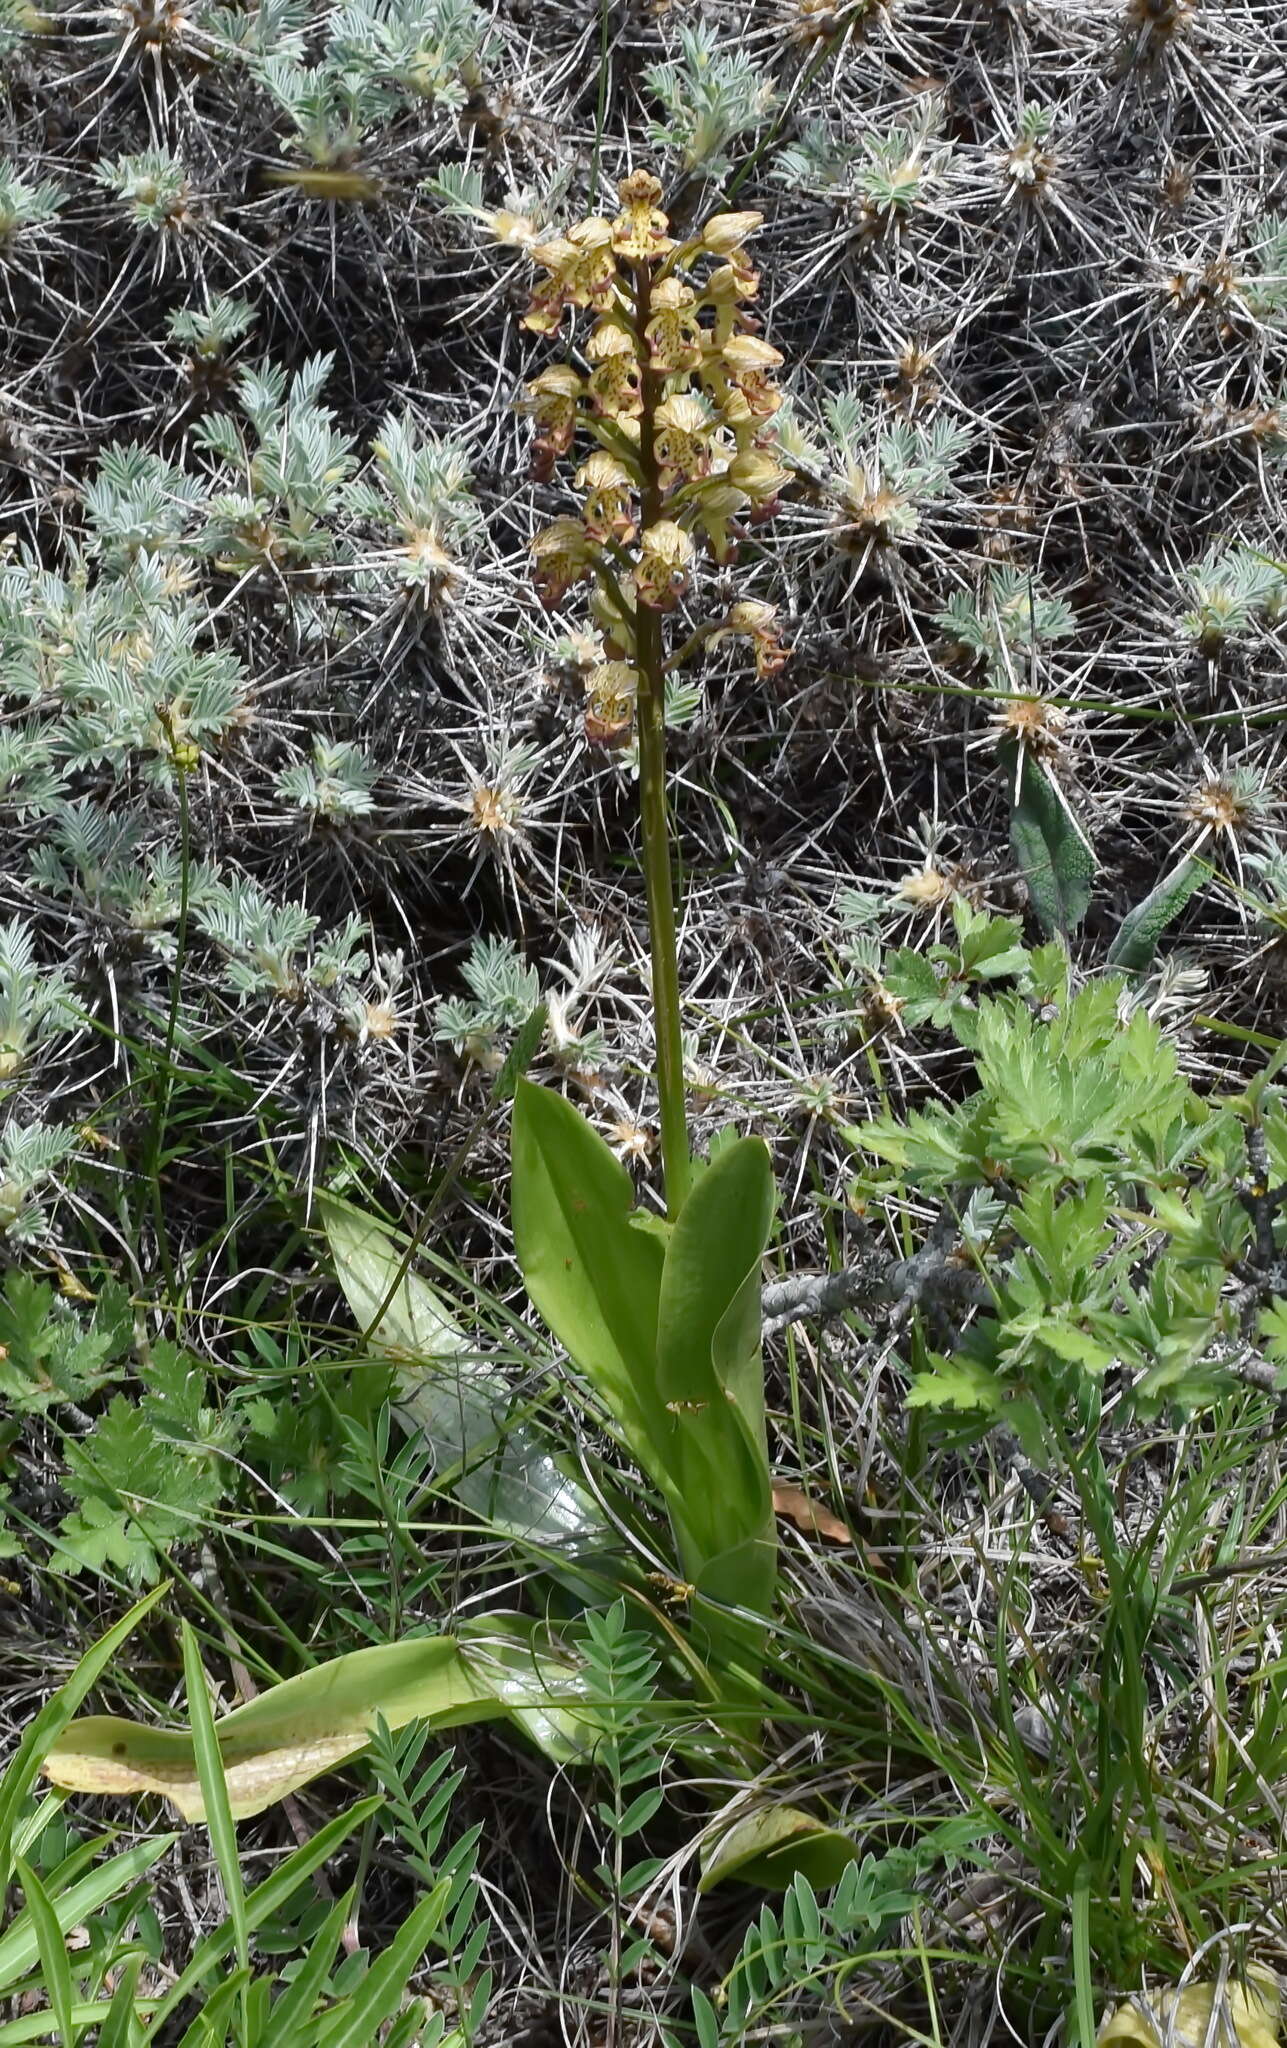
top-left (701, 210), bottom-right (763, 255)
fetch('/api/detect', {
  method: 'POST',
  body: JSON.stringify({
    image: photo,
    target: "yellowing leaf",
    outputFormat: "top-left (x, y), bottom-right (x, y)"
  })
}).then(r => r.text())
top-left (699, 1802), bottom-right (858, 1891)
top-left (44, 1626), bottom-right (596, 1822)
top-left (1098, 1967), bottom-right (1280, 2048)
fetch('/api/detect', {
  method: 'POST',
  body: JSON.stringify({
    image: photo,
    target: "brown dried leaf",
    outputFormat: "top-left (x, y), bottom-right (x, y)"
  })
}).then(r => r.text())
top-left (771, 1483), bottom-right (852, 1545)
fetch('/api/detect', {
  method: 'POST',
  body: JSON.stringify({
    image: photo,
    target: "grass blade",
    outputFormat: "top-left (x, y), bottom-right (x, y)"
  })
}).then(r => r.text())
top-left (180, 1625), bottom-right (248, 2039)
top-left (14, 1856), bottom-right (76, 2047)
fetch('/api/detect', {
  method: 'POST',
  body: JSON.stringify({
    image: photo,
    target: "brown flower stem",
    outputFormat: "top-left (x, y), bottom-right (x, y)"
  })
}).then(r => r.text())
top-left (630, 259), bottom-right (690, 1218)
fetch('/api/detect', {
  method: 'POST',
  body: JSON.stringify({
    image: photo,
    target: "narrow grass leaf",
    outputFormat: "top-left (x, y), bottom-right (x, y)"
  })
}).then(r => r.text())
top-left (146, 1798), bottom-right (381, 2029)
top-left (1070, 1863), bottom-right (1094, 2048)
top-left (170, 1966), bottom-right (249, 2048)
top-left (0, 1837), bottom-right (174, 1994)
top-left (312, 1882), bottom-right (450, 2048)
top-left (180, 1624), bottom-right (249, 1997)
top-left (14, 1857), bottom-right (76, 2047)
top-left (95, 1956), bottom-right (145, 2048)
top-left (266, 1888), bottom-right (355, 2045)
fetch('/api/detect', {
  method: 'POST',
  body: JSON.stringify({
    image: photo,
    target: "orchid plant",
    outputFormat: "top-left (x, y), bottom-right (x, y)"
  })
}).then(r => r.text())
top-left (510, 175), bottom-right (792, 1694)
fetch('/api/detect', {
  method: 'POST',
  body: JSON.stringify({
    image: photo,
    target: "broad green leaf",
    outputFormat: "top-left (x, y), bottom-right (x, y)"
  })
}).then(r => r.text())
top-left (699, 1804), bottom-right (859, 1892)
top-left (1097, 1965), bottom-right (1281, 2048)
top-left (321, 1192), bottom-right (603, 1547)
top-left (319, 1192), bottom-right (470, 1360)
top-left (1003, 740), bottom-right (1094, 935)
top-left (1107, 857), bottom-right (1205, 973)
top-left (457, 1613), bottom-right (599, 1764)
top-left (511, 1081), bottom-right (671, 1495)
top-left (654, 1138), bottom-right (776, 1616)
top-left (44, 1632), bottom-right (592, 1821)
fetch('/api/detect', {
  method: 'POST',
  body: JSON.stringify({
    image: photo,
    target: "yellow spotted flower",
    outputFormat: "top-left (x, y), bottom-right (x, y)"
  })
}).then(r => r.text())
top-left (611, 170), bottom-right (673, 262)
top-left (683, 476), bottom-right (749, 564)
top-left (700, 210), bottom-right (764, 256)
top-left (719, 335), bottom-right (785, 420)
top-left (644, 277), bottom-right (702, 373)
top-left (709, 598), bottom-right (791, 678)
top-left (575, 451), bottom-right (636, 544)
top-left (727, 446), bottom-right (790, 512)
top-left (586, 321), bottom-right (644, 417)
top-left (525, 365), bottom-right (583, 455)
top-left (565, 215), bottom-right (618, 307)
top-left (531, 516), bottom-right (594, 608)
top-left (655, 393), bottom-right (715, 485)
top-left (636, 520), bottom-right (693, 609)
top-left (584, 660), bottom-right (639, 746)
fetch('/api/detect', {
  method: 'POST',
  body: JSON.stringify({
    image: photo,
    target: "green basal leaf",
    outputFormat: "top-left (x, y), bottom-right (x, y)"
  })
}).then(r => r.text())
top-left (511, 1081), bottom-right (671, 1496)
top-left (1107, 856), bottom-right (1206, 973)
top-left (1001, 739), bottom-right (1094, 935)
top-left (654, 1136), bottom-right (777, 1620)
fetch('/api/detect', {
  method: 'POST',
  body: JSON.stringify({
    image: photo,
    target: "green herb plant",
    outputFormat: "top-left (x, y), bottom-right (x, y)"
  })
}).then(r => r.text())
top-left (849, 925), bottom-right (1287, 1994)
top-left (510, 176), bottom-right (791, 1690)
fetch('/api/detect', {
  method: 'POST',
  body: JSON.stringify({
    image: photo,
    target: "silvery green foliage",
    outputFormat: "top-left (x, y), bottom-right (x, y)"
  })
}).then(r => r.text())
top-left (806, 393), bottom-right (971, 548)
top-left (0, 162), bottom-right (64, 245)
top-left (83, 445), bottom-right (210, 566)
top-left (436, 934), bottom-right (610, 1072)
top-left (0, 1119), bottom-right (77, 1240)
top-left (244, 0), bottom-right (493, 162)
top-left (194, 353), bottom-right (360, 568)
top-left (775, 96), bottom-right (951, 229)
top-left (328, 0), bottom-right (496, 105)
top-left (276, 738), bottom-right (379, 819)
top-left (348, 410), bottom-right (482, 594)
top-left (1, 552), bottom-right (249, 780)
top-left (1180, 546), bottom-right (1282, 652)
top-left (94, 150), bottom-right (192, 231)
top-left (1244, 216), bottom-right (1287, 320)
top-left (936, 569), bottom-right (1076, 681)
top-left (0, 921), bottom-right (73, 1079)
top-left (249, 48), bottom-right (397, 165)
top-left (644, 23), bottom-right (774, 179)
top-left (436, 937), bottom-right (542, 1065)
top-left (167, 294), bottom-right (257, 359)
top-left (195, 878), bottom-right (371, 1006)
